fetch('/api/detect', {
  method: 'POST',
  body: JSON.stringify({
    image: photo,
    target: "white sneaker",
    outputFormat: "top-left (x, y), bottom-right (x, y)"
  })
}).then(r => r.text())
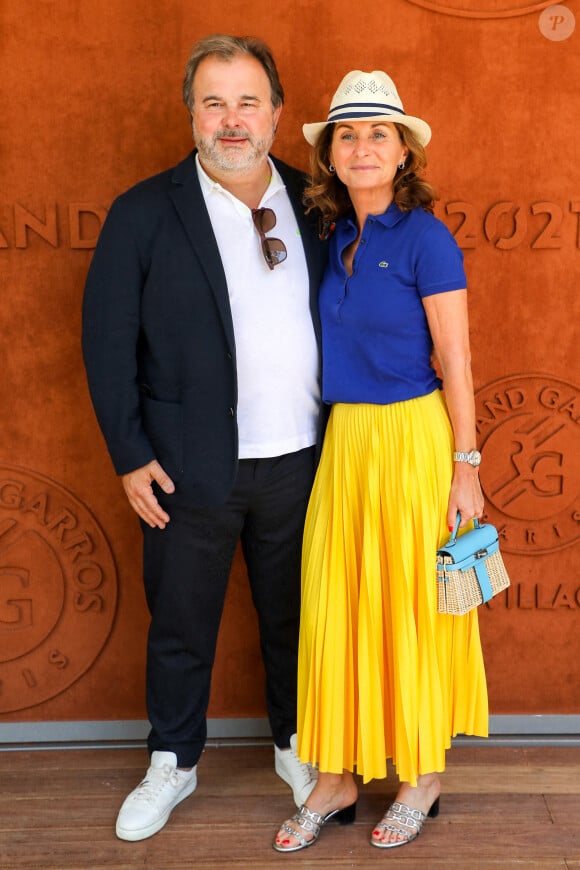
top-left (274, 734), bottom-right (318, 807)
top-left (116, 751), bottom-right (197, 841)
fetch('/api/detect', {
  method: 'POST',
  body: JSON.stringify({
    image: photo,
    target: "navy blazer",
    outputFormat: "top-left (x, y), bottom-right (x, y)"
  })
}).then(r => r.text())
top-left (82, 150), bottom-right (328, 508)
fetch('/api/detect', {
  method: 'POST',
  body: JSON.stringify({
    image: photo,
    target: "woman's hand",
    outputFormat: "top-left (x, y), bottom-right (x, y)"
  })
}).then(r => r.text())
top-left (446, 463), bottom-right (484, 530)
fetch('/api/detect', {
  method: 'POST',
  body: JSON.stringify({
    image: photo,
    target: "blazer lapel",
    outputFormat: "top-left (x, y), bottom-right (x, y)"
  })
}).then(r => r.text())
top-left (168, 152), bottom-right (326, 354)
top-left (168, 152), bottom-right (236, 352)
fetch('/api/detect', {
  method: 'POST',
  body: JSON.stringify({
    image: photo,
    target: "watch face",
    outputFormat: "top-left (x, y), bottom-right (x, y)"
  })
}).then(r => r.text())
top-left (470, 450), bottom-right (482, 467)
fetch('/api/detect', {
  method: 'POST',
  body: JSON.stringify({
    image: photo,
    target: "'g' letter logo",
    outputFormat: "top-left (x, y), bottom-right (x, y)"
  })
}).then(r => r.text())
top-left (475, 375), bottom-right (580, 554)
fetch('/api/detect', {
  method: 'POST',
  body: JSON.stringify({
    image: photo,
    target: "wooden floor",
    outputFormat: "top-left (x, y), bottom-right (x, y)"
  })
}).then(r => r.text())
top-left (0, 741), bottom-right (579, 869)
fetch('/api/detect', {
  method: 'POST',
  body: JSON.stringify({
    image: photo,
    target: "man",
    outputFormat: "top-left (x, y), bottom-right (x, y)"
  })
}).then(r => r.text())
top-left (82, 35), bottom-right (327, 842)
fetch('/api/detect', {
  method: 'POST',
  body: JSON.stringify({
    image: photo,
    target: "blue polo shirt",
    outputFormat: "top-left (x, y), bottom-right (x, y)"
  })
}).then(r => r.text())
top-left (319, 202), bottom-right (466, 405)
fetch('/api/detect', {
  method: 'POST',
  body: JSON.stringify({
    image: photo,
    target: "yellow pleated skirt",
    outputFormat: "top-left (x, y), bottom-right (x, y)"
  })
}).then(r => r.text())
top-left (297, 390), bottom-right (488, 785)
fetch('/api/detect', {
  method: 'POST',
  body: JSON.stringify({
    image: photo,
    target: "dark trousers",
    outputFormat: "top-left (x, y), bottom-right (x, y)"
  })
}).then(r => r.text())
top-left (141, 447), bottom-right (316, 768)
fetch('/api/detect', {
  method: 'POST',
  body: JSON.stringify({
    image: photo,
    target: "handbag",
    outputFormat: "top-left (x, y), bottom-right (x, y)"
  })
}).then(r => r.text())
top-left (436, 513), bottom-right (510, 615)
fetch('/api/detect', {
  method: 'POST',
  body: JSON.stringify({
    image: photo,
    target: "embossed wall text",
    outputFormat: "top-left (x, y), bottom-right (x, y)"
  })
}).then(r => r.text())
top-left (2, 200), bottom-right (579, 251)
top-left (487, 581), bottom-right (580, 610)
top-left (442, 201), bottom-right (580, 249)
top-left (0, 204), bottom-right (108, 249)
top-left (0, 467), bottom-right (118, 712)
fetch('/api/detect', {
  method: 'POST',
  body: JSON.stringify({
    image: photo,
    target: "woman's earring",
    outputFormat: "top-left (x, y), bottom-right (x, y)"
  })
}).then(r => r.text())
top-left (398, 161), bottom-right (406, 170)
top-left (328, 164), bottom-right (336, 174)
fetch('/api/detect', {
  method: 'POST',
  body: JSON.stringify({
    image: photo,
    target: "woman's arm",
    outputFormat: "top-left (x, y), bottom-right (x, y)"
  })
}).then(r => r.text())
top-left (422, 288), bottom-right (484, 529)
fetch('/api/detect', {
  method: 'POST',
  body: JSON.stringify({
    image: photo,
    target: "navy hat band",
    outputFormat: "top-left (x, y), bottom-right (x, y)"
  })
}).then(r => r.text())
top-left (327, 101), bottom-right (405, 121)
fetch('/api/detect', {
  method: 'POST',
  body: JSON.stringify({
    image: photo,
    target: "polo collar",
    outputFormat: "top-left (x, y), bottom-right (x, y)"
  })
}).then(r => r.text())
top-left (195, 154), bottom-right (286, 212)
top-left (375, 200), bottom-right (406, 228)
top-left (342, 200), bottom-right (406, 235)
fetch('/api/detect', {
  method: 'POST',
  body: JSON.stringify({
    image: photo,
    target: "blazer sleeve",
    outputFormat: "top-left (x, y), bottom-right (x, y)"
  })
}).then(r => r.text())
top-left (81, 195), bottom-right (156, 476)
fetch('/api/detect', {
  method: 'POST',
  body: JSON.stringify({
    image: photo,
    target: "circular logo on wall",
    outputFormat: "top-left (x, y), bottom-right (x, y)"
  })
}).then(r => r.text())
top-left (405, 1), bottom-right (558, 18)
top-left (0, 466), bottom-right (118, 712)
top-left (475, 375), bottom-right (580, 554)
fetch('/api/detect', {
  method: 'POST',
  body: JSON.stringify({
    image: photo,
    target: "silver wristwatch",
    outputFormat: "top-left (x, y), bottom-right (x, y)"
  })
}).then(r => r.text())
top-left (453, 449), bottom-right (481, 467)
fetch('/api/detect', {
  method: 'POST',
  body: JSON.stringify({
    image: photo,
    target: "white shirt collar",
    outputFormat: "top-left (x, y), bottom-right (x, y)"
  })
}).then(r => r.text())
top-left (195, 153), bottom-right (286, 213)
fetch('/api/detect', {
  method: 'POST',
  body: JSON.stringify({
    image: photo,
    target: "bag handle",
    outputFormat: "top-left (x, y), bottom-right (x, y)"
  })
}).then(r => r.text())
top-left (448, 512), bottom-right (481, 543)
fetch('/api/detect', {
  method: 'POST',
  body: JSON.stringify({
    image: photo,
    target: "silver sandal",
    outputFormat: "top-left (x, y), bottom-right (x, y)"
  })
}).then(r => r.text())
top-left (371, 797), bottom-right (440, 849)
top-left (273, 802), bottom-right (357, 853)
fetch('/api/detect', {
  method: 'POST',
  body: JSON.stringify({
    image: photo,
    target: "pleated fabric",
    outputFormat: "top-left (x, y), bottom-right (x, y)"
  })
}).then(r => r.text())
top-left (297, 390), bottom-right (488, 786)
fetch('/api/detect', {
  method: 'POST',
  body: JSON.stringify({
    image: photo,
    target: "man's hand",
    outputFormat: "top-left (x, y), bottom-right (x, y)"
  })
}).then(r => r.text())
top-left (121, 460), bottom-right (175, 528)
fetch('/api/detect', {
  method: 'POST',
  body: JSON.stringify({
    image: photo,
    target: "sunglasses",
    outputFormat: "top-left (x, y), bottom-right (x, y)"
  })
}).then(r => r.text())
top-left (252, 208), bottom-right (287, 270)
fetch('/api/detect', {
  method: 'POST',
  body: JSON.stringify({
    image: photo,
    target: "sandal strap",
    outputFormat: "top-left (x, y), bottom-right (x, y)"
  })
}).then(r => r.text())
top-left (278, 821), bottom-right (309, 848)
top-left (380, 801), bottom-right (427, 834)
top-left (374, 821), bottom-right (414, 843)
top-left (281, 804), bottom-right (325, 844)
top-left (294, 804), bottom-right (325, 834)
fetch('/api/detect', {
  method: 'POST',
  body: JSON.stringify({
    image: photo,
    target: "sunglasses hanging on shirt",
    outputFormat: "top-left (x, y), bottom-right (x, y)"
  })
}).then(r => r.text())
top-left (252, 207), bottom-right (287, 270)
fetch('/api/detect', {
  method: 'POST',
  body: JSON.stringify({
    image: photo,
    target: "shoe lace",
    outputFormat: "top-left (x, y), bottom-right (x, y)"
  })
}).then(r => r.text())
top-left (291, 747), bottom-right (317, 787)
top-left (133, 765), bottom-right (181, 803)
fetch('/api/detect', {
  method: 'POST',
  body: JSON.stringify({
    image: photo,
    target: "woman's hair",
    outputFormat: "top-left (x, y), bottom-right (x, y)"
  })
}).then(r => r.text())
top-left (304, 122), bottom-right (438, 221)
top-left (182, 34), bottom-right (284, 113)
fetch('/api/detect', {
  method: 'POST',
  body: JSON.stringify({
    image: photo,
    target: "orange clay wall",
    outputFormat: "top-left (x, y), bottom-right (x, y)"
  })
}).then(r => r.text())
top-left (0, 1), bottom-right (578, 725)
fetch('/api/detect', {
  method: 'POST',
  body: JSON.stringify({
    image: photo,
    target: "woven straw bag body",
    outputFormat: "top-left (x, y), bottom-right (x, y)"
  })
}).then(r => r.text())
top-left (436, 517), bottom-right (510, 616)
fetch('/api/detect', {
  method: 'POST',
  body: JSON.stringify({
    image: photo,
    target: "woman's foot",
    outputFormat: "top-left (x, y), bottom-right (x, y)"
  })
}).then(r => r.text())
top-left (274, 772), bottom-right (358, 852)
top-left (371, 772), bottom-right (441, 848)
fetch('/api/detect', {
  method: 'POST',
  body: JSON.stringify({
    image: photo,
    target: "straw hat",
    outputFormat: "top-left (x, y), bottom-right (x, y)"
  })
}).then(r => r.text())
top-left (303, 69), bottom-right (431, 147)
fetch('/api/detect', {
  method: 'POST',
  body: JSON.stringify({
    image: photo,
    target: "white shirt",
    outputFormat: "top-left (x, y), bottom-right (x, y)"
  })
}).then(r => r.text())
top-left (196, 155), bottom-right (320, 458)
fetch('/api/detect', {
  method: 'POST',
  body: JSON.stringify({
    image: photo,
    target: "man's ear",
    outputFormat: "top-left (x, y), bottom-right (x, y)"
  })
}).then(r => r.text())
top-left (273, 105), bottom-right (283, 132)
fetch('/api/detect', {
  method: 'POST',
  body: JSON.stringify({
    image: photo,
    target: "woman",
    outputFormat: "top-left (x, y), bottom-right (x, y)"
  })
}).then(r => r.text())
top-left (274, 70), bottom-right (488, 853)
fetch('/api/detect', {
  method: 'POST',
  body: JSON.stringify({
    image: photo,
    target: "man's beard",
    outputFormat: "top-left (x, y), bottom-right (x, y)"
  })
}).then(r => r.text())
top-left (193, 125), bottom-right (276, 175)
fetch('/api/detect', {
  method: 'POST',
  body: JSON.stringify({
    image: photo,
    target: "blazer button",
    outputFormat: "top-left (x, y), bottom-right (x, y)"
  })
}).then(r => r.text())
top-left (228, 407), bottom-right (234, 416)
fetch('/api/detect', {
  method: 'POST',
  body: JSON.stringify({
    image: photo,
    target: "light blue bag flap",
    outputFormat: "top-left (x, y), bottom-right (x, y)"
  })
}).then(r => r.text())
top-left (437, 515), bottom-right (499, 564)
